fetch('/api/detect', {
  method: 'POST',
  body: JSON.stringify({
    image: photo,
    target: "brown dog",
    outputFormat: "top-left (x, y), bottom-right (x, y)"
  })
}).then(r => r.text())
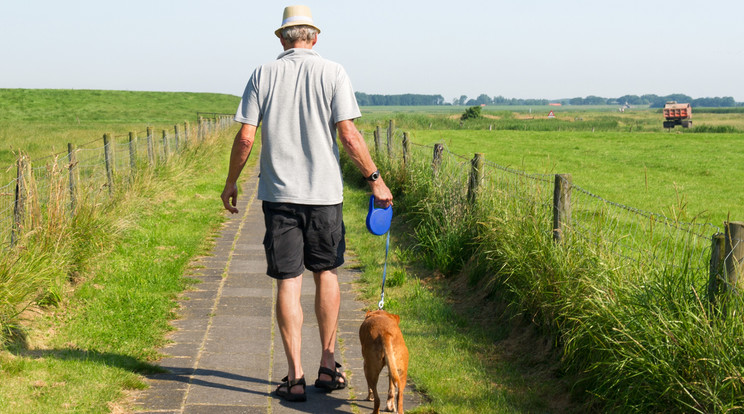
top-left (359, 310), bottom-right (409, 413)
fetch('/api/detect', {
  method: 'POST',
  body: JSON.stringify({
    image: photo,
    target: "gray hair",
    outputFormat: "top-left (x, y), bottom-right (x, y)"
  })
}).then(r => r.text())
top-left (281, 25), bottom-right (318, 43)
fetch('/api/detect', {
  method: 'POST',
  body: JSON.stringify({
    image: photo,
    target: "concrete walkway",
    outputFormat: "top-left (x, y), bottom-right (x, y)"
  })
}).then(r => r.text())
top-left (133, 167), bottom-right (420, 413)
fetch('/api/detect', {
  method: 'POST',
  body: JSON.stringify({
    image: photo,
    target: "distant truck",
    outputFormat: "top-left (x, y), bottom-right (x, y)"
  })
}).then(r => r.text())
top-left (663, 101), bottom-right (692, 128)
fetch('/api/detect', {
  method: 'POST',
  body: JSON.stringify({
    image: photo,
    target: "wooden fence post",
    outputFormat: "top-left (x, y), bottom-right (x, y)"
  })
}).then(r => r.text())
top-left (724, 221), bottom-right (744, 292)
top-left (387, 120), bottom-right (394, 158)
top-left (468, 153), bottom-right (484, 204)
top-left (432, 143), bottom-right (444, 174)
top-left (128, 132), bottom-right (137, 171)
top-left (146, 127), bottom-right (154, 166)
top-left (103, 133), bottom-right (114, 194)
top-left (174, 124), bottom-right (180, 152)
top-left (374, 126), bottom-right (381, 154)
top-left (11, 156), bottom-right (28, 246)
top-left (68, 144), bottom-right (77, 216)
top-left (184, 121), bottom-right (190, 148)
top-left (553, 174), bottom-right (572, 243)
top-left (162, 130), bottom-right (169, 160)
top-left (708, 232), bottom-right (725, 303)
top-left (402, 132), bottom-right (409, 167)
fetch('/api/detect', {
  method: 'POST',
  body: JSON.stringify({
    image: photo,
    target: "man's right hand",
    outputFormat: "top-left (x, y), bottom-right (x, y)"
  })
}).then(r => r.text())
top-left (370, 179), bottom-right (393, 208)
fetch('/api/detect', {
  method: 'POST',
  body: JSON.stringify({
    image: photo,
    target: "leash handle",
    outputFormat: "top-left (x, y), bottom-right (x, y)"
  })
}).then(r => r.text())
top-left (378, 231), bottom-right (390, 310)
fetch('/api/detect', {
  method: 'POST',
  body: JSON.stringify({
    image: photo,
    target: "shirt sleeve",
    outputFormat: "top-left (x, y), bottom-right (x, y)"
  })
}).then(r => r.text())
top-left (234, 68), bottom-right (262, 126)
top-left (331, 66), bottom-right (362, 123)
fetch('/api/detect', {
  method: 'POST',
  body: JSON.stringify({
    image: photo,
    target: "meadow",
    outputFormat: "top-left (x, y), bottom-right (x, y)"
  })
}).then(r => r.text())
top-left (358, 107), bottom-right (744, 227)
top-left (2, 91), bottom-right (744, 413)
top-left (0, 89), bottom-right (240, 183)
top-left (349, 106), bottom-right (744, 412)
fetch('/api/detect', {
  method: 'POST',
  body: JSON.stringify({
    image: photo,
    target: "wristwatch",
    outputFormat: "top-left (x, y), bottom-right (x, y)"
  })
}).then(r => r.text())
top-left (365, 170), bottom-right (380, 182)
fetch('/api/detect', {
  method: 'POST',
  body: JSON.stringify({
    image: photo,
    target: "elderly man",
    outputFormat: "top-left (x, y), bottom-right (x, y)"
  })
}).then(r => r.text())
top-left (220, 5), bottom-right (393, 403)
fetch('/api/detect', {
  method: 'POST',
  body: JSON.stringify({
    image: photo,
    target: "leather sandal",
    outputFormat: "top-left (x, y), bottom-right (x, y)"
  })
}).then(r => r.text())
top-left (314, 361), bottom-right (347, 391)
top-left (274, 376), bottom-right (306, 402)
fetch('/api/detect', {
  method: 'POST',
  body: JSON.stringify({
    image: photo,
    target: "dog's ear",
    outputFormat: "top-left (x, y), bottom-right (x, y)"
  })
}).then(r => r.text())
top-left (392, 313), bottom-right (401, 324)
top-left (365, 310), bottom-right (372, 318)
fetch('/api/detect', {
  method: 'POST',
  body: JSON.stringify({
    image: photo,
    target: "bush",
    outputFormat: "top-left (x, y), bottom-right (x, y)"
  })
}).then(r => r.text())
top-left (461, 106), bottom-right (482, 121)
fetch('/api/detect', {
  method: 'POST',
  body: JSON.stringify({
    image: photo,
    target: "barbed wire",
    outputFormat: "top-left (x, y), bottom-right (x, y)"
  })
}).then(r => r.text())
top-left (365, 126), bottom-right (737, 284)
top-left (1, 116), bottom-right (233, 247)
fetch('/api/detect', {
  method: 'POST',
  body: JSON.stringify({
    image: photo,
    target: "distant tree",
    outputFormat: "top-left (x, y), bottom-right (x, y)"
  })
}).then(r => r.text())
top-left (569, 97), bottom-right (585, 105)
top-left (457, 95), bottom-right (469, 106)
top-left (461, 105), bottom-right (482, 120)
top-left (475, 94), bottom-right (492, 105)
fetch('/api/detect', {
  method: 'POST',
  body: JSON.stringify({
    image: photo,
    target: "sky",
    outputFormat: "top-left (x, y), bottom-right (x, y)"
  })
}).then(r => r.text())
top-left (2, 0), bottom-right (743, 102)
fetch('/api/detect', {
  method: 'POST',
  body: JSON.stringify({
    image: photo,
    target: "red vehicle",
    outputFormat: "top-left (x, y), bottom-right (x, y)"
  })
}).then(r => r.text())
top-left (663, 101), bottom-right (692, 128)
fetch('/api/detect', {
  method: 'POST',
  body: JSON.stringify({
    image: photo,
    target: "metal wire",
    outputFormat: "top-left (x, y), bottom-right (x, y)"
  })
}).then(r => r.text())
top-left (0, 116), bottom-right (236, 246)
top-left (367, 126), bottom-right (735, 285)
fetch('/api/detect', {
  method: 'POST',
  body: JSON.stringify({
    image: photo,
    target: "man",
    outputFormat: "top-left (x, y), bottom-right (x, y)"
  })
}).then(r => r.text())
top-left (220, 5), bottom-right (393, 403)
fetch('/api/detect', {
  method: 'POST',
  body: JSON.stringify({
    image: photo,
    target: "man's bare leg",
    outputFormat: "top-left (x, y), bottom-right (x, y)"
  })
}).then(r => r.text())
top-left (276, 275), bottom-right (305, 395)
top-left (314, 269), bottom-right (345, 385)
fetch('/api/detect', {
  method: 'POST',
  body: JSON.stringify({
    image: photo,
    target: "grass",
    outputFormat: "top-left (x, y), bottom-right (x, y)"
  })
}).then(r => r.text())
top-left (385, 129), bottom-right (744, 228)
top-left (0, 89), bottom-right (240, 183)
top-left (342, 120), bottom-right (744, 412)
top-left (342, 156), bottom-right (574, 413)
top-left (0, 131), bottom-right (241, 412)
top-left (0, 89), bottom-right (241, 412)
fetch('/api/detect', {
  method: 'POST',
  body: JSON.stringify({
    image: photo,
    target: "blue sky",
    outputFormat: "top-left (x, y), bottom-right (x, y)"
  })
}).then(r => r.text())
top-left (2, 0), bottom-right (743, 102)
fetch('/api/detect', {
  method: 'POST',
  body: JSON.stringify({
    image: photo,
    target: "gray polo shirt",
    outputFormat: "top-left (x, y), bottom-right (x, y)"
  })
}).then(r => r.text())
top-left (235, 48), bottom-right (362, 205)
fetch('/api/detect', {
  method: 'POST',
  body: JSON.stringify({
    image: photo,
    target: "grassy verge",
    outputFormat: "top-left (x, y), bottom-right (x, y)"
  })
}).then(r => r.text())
top-left (342, 124), bottom-right (744, 412)
top-left (341, 160), bottom-right (575, 413)
top-left (0, 126), bottom-right (242, 413)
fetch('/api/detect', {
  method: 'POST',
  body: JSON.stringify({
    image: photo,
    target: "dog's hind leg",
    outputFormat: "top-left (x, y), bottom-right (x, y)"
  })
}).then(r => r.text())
top-left (364, 362), bottom-right (382, 414)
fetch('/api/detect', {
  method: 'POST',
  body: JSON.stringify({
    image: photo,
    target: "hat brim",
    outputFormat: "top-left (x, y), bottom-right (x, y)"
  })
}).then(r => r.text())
top-left (275, 22), bottom-right (321, 38)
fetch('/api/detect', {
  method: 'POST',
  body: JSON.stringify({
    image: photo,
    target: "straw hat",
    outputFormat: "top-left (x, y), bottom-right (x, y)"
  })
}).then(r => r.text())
top-left (275, 5), bottom-right (321, 38)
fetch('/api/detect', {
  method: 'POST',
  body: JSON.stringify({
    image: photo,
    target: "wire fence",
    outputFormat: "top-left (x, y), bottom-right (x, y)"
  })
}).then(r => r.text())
top-left (1, 114), bottom-right (234, 248)
top-left (364, 125), bottom-right (742, 297)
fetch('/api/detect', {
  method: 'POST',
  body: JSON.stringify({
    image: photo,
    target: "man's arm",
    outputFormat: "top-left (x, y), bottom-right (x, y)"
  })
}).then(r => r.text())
top-left (221, 123), bottom-right (257, 214)
top-left (336, 119), bottom-right (393, 208)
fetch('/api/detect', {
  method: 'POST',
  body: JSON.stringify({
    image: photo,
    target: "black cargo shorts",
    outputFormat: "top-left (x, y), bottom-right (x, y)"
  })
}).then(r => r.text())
top-left (261, 201), bottom-right (346, 279)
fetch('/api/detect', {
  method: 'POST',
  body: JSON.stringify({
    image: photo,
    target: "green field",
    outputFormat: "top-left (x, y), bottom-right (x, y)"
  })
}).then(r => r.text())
top-left (405, 129), bottom-right (743, 227)
top-left (3, 90), bottom-right (744, 412)
top-left (0, 89), bottom-right (240, 183)
top-left (356, 107), bottom-right (744, 227)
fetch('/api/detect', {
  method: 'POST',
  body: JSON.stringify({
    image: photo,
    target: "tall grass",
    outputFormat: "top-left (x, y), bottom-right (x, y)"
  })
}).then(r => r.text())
top-left (365, 132), bottom-right (744, 412)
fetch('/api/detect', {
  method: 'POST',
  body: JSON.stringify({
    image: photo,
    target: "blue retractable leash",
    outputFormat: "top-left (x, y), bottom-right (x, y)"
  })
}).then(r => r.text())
top-left (365, 195), bottom-right (392, 310)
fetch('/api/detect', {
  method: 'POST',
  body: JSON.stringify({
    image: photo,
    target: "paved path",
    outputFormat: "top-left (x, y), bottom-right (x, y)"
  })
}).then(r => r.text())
top-left (133, 167), bottom-right (420, 413)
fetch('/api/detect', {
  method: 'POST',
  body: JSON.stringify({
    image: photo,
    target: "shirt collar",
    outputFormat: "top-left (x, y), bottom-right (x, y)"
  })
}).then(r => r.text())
top-left (277, 48), bottom-right (321, 60)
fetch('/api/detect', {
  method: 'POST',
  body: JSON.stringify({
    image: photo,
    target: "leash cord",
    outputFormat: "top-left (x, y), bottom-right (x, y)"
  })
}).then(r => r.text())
top-left (378, 230), bottom-right (390, 310)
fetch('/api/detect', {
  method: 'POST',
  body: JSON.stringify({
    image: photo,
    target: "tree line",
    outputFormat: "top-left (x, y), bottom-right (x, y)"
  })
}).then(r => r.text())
top-left (356, 92), bottom-right (742, 107)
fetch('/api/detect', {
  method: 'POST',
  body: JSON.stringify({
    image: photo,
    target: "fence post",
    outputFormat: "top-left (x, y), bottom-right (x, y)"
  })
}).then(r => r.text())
top-left (468, 153), bottom-right (484, 204)
top-left (374, 126), bottom-right (381, 154)
top-left (146, 127), bottom-right (155, 166)
top-left (432, 143), bottom-right (443, 174)
top-left (162, 130), bottom-right (169, 160)
top-left (724, 221), bottom-right (744, 292)
top-left (11, 156), bottom-right (28, 246)
top-left (68, 143), bottom-right (77, 216)
top-left (184, 121), bottom-right (190, 148)
top-left (387, 119), bottom-right (394, 158)
top-left (553, 174), bottom-right (572, 243)
top-left (103, 133), bottom-right (114, 194)
top-left (402, 132), bottom-right (409, 167)
top-left (708, 232), bottom-right (725, 303)
top-left (174, 124), bottom-right (180, 152)
top-left (128, 132), bottom-right (137, 171)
